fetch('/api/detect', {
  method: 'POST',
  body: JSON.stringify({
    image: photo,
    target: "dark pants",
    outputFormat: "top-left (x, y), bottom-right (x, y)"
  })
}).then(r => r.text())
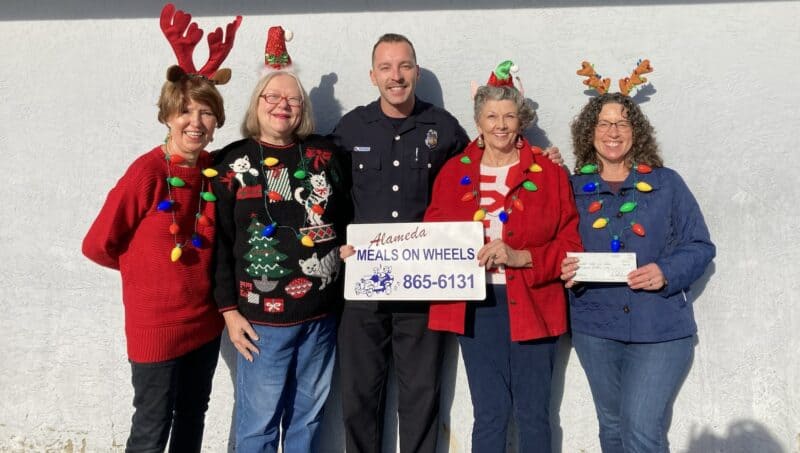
top-left (458, 285), bottom-right (558, 453)
top-left (126, 336), bottom-right (221, 453)
top-left (338, 304), bottom-right (445, 453)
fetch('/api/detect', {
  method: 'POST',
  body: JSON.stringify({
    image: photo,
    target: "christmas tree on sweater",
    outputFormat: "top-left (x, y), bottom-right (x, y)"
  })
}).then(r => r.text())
top-left (244, 217), bottom-right (291, 291)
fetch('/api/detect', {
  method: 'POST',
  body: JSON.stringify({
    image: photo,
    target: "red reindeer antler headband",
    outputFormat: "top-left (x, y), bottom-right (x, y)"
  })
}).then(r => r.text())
top-left (577, 59), bottom-right (653, 96)
top-left (160, 3), bottom-right (242, 85)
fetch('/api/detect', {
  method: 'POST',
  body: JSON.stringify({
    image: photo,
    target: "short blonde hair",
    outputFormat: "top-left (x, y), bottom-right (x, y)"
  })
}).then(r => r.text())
top-left (241, 71), bottom-right (315, 140)
top-left (157, 76), bottom-right (226, 127)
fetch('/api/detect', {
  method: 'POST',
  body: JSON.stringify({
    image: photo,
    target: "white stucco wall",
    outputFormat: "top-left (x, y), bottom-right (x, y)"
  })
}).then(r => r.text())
top-left (1, 1), bottom-right (798, 452)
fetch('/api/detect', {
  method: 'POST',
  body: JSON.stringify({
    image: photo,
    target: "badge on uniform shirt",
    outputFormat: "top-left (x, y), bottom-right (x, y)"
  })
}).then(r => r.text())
top-left (425, 129), bottom-right (438, 149)
top-left (353, 146), bottom-right (371, 152)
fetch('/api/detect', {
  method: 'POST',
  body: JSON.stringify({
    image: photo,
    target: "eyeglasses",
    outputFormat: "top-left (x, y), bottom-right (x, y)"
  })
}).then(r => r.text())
top-left (596, 120), bottom-right (632, 133)
top-left (259, 93), bottom-right (303, 107)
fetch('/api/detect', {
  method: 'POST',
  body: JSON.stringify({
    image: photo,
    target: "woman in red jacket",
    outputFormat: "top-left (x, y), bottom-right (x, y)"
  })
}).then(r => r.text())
top-left (425, 61), bottom-right (582, 453)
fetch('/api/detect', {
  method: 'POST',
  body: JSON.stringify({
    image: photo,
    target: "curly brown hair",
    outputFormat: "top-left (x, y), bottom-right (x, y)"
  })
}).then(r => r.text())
top-left (570, 92), bottom-right (662, 174)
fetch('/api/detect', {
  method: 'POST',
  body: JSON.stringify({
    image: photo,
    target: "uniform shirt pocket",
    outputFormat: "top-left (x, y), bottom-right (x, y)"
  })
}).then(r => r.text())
top-left (406, 146), bottom-right (430, 169)
top-left (352, 149), bottom-right (381, 172)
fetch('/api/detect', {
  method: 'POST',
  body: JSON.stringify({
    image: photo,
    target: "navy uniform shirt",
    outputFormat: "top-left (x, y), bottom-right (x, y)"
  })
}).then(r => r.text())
top-left (331, 97), bottom-right (469, 223)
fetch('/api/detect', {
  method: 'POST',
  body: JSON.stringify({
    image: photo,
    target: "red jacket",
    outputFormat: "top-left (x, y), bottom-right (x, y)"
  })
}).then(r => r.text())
top-left (425, 139), bottom-right (582, 341)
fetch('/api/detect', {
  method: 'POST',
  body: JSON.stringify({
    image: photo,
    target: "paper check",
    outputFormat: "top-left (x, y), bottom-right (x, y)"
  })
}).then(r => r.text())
top-left (567, 252), bottom-right (637, 283)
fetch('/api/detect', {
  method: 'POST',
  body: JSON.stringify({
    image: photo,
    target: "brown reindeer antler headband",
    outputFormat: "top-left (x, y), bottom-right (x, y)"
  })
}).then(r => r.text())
top-left (160, 3), bottom-right (242, 85)
top-left (577, 59), bottom-right (653, 96)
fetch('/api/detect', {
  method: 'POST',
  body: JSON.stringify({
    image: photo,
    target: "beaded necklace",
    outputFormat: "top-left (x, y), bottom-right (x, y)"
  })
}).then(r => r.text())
top-left (256, 139), bottom-right (315, 247)
top-left (579, 162), bottom-right (653, 252)
top-left (157, 146), bottom-right (218, 262)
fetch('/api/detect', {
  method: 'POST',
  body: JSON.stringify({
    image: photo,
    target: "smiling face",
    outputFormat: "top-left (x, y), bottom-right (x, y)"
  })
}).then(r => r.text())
top-left (593, 102), bottom-right (633, 167)
top-left (370, 41), bottom-right (419, 118)
top-left (476, 99), bottom-right (520, 154)
top-left (165, 98), bottom-right (217, 163)
top-left (257, 73), bottom-right (303, 145)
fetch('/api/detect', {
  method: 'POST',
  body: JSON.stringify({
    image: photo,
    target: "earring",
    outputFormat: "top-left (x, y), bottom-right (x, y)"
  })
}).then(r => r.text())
top-left (515, 134), bottom-right (524, 149)
top-left (164, 130), bottom-right (171, 144)
top-left (477, 135), bottom-right (485, 149)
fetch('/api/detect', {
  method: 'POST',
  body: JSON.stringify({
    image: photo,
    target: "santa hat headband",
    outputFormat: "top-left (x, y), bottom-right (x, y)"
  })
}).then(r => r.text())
top-left (160, 3), bottom-right (242, 85)
top-left (577, 59), bottom-right (653, 96)
top-left (263, 26), bottom-right (295, 74)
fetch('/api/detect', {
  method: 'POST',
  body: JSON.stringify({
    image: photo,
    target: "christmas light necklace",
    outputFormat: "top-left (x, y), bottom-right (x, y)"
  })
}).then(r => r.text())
top-left (458, 146), bottom-right (543, 222)
top-left (579, 162), bottom-right (653, 252)
top-left (256, 139), bottom-right (315, 247)
top-left (156, 145), bottom-right (218, 262)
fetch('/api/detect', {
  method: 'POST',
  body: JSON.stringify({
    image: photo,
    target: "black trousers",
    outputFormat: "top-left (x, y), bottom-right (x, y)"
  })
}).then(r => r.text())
top-left (338, 304), bottom-right (445, 453)
top-left (126, 336), bottom-right (221, 453)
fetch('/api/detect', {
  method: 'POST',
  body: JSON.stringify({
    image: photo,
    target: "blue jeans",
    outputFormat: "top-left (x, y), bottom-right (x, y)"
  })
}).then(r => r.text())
top-left (572, 332), bottom-right (694, 453)
top-left (234, 316), bottom-right (336, 453)
top-left (127, 336), bottom-right (220, 453)
top-left (458, 285), bottom-right (558, 453)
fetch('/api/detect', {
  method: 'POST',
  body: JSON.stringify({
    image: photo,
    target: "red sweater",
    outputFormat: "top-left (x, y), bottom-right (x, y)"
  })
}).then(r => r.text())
top-left (82, 146), bottom-right (223, 362)
top-left (425, 139), bottom-right (583, 341)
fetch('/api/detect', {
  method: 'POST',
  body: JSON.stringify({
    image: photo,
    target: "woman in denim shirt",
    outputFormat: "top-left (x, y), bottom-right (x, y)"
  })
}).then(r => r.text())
top-left (561, 92), bottom-right (715, 453)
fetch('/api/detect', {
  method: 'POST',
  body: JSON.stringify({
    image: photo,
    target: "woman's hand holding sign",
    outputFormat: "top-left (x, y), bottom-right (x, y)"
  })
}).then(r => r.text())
top-left (477, 239), bottom-right (532, 269)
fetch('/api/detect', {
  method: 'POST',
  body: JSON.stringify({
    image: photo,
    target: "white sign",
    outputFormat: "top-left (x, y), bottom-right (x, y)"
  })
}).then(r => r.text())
top-left (344, 222), bottom-right (486, 301)
top-left (567, 252), bottom-right (637, 283)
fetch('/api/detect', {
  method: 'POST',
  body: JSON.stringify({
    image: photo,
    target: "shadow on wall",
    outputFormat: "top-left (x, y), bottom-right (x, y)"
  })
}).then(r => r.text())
top-left (682, 420), bottom-right (786, 453)
top-left (417, 68), bottom-right (445, 111)
top-left (309, 73), bottom-right (344, 136)
top-left (522, 98), bottom-right (554, 150)
top-left (693, 261), bottom-right (715, 302)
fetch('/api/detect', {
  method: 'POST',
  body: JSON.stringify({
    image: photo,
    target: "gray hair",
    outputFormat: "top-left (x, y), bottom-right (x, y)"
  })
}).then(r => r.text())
top-left (473, 85), bottom-right (536, 130)
top-left (241, 71), bottom-right (315, 140)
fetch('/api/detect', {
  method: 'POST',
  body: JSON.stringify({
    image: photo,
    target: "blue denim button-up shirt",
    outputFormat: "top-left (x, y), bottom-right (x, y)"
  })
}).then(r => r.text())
top-left (569, 166), bottom-right (715, 342)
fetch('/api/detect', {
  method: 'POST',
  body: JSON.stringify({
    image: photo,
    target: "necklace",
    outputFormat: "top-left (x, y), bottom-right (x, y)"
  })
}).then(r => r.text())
top-left (481, 148), bottom-right (520, 168)
top-left (457, 147), bottom-right (543, 222)
top-left (256, 139), bottom-right (315, 247)
top-left (157, 145), bottom-right (218, 262)
top-left (579, 162), bottom-right (653, 252)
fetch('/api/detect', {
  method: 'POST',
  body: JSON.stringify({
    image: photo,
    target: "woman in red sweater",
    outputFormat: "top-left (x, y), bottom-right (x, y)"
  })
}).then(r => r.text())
top-left (425, 62), bottom-right (583, 452)
top-left (82, 5), bottom-right (239, 452)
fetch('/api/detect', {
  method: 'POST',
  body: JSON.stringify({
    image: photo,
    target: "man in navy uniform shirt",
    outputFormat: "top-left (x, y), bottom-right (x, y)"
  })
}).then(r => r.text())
top-left (331, 33), bottom-right (469, 453)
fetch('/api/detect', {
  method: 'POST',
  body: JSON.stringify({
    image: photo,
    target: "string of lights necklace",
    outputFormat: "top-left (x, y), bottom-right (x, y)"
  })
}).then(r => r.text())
top-left (157, 143), bottom-right (218, 262)
top-left (256, 139), bottom-right (315, 247)
top-left (456, 147), bottom-right (543, 222)
top-left (579, 162), bottom-right (653, 252)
